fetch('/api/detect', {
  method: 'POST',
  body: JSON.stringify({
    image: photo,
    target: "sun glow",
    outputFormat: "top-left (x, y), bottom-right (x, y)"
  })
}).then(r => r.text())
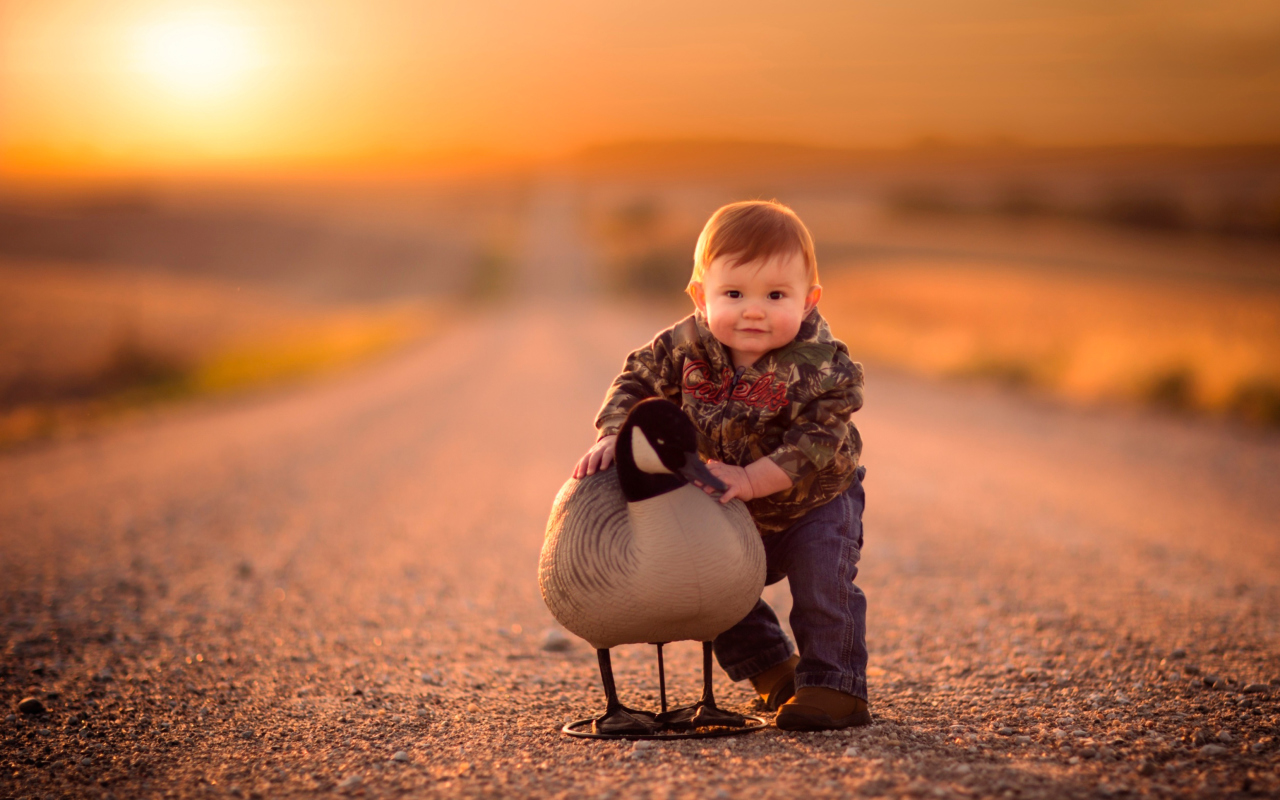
top-left (133, 13), bottom-right (259, 97)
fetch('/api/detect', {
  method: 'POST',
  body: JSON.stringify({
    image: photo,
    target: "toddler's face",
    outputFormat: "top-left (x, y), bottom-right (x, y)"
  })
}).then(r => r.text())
top-left (691, 250), bottom-right (820, 369)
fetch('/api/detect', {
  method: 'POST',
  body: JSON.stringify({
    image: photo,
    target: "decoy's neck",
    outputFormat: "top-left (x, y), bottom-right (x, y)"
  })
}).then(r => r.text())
top-left (615, 423), bottom-right (687, 503)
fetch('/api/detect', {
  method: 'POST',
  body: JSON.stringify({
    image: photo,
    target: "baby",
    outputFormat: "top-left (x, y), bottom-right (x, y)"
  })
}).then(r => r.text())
top-left (574, 200), bottom-right (869, 730)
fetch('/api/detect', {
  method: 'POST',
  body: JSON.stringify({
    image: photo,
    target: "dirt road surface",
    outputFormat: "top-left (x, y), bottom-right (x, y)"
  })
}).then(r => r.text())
top-left (3, 190), bottom-right (1279, 800)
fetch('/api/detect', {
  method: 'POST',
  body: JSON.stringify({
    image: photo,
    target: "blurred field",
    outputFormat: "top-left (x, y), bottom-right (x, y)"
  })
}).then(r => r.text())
top-left (0, 179), bottom-right (529, 447)
top-left (0, 261), bottom-right (441, 447)
top-left (4, 147), bottom-right (1280, 446)
top-left (820, 261), bottom-right (1280, 424)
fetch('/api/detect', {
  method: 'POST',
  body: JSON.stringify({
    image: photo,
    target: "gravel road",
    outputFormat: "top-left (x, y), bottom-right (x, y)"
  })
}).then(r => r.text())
top-left (3, 191), bottom-right (1279, 799)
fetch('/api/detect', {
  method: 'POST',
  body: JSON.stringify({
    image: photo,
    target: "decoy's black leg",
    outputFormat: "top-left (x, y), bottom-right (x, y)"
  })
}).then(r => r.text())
top-left (656, 641), bottom-right (750, 731)
top-left (655, 643), bottom-right (668, 714)
top-left (686, 641), bottom-right (750, 729)
top-left (699, 640), bottom-right (715, 705)
top-left (599, 648), bottom-right (621, 713)
top-left (592, 649), bottom-right (659, 736)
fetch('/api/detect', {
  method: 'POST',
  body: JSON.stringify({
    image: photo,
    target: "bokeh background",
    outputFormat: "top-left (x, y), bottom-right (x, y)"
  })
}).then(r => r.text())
top-left (3, 0), bottom-right (1280, 444)
top-left (4, 6), bottom-right (1280, 798)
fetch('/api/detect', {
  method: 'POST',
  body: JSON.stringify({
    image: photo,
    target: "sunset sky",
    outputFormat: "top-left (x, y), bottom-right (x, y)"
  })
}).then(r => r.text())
top-left (2, 0), bottom-right (1279, 175)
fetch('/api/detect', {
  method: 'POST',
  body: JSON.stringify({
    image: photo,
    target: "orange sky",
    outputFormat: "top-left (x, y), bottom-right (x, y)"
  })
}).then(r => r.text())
top-left (2, 0), bottom-right (1279, 175)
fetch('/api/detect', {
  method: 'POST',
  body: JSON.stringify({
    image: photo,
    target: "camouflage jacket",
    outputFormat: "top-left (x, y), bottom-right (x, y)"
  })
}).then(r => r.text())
top-left (594, 309), bottom-right (864, 533)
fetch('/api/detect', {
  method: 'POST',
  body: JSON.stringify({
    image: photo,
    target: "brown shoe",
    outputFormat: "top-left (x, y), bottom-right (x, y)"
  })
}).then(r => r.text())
top-left (775, 687), bottom-right (871, 731)
top-left (749, 655), bottom-right (799, 712)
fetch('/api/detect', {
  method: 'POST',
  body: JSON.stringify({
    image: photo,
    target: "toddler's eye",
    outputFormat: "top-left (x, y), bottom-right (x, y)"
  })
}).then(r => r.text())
top-left (768, 291), bottom-right (784, 300)
top-left (725, 290), bottom-right (741, 298)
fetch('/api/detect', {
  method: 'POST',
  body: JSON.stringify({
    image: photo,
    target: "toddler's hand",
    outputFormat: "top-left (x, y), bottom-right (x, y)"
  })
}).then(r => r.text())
top-left (694, 457), bottom-right (793, 504)
top-left (573, 435), bottom-right (618, 479)
top-left (700, 460), bottom-right (756, 504)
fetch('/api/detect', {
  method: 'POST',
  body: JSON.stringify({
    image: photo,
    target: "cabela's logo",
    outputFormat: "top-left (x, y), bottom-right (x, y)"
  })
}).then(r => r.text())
top-left (682, 360), bottom-right (788, 411)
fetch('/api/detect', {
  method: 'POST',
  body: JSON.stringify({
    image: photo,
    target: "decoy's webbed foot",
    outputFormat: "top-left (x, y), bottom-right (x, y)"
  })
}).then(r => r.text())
top-left (593, 706), bottom-right (661, 736)
top-left (655, 642), bottom-right (750, 730)
top-left (657, 702), bottom-right (750, 731)
top-left (689, 703), bottom-right (750, 729)
top-left (593, 648), bottom-right (660, 735)
top-left (655, 704), bottom-right (694, 729)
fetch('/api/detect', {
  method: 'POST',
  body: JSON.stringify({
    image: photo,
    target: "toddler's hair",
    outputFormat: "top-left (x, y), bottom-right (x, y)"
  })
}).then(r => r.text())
top-left (688, 200), bottom-right (818, 300)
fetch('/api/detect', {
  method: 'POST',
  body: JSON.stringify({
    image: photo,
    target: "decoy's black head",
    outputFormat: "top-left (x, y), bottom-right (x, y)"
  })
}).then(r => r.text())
top-left (615, 398), bottom-right (727, 503)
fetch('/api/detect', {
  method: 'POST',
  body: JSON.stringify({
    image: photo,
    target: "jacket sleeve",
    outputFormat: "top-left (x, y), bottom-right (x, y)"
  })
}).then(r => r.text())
top-left (766, 355), bottom-right (864, 483)
top-left (593, 330), bottom-right (684, 438)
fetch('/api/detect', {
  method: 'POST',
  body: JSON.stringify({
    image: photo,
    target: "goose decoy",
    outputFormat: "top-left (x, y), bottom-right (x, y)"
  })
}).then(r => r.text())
top-left (540, 398), bottom-right (766, 736)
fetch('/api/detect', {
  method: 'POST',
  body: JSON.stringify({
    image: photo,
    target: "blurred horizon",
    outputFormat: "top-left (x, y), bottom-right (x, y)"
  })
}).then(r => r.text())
top-left (5, 138), bottom-right (1280, 187)
top-left (3, 0), bottom-right (1280, 178)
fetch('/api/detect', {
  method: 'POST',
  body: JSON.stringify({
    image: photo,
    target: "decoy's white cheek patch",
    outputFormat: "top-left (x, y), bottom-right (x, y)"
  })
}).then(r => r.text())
top-left (631, 427), bottom-right (673, 475)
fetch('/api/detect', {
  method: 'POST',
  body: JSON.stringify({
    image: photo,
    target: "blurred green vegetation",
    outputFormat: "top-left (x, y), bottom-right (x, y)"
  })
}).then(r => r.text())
top-left (1229, 379), bottom-right (1280, 426)
top-left (468, 247), bottom-right (513, 301)
top-left (888, 182), bottom-right (1280, 238)
top-left (1143, 367), bottom-right (1198, 412)
top-left (0, 305), bottom-right (438, 449)
top-left (615, 247), bottom-right (691, 295)
top-left (192, 310), bottom-right (432, 394)
top-left (594, 198), bottom-right (697, 296)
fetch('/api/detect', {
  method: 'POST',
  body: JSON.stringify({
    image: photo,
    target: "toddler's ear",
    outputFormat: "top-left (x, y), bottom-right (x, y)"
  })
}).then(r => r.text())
top-left (689, 281), bottom-right (707, 312)
top-left (804, 284), bottom-right (822, 314)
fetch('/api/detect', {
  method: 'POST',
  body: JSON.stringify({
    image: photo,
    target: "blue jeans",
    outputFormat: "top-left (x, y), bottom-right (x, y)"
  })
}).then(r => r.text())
top-left (712, 466), bottom-right (868, 701)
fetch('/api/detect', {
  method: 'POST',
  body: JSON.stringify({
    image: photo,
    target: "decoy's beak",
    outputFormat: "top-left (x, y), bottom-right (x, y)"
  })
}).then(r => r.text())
top-left (677, 451), bottom-right (727, 493)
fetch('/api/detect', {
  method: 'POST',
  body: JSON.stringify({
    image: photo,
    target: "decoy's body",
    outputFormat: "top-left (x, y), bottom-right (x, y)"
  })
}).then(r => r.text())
top-left (540, 398), bottom-right (765, 735)
top-left (540, 456), bottom-right (763, 650)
